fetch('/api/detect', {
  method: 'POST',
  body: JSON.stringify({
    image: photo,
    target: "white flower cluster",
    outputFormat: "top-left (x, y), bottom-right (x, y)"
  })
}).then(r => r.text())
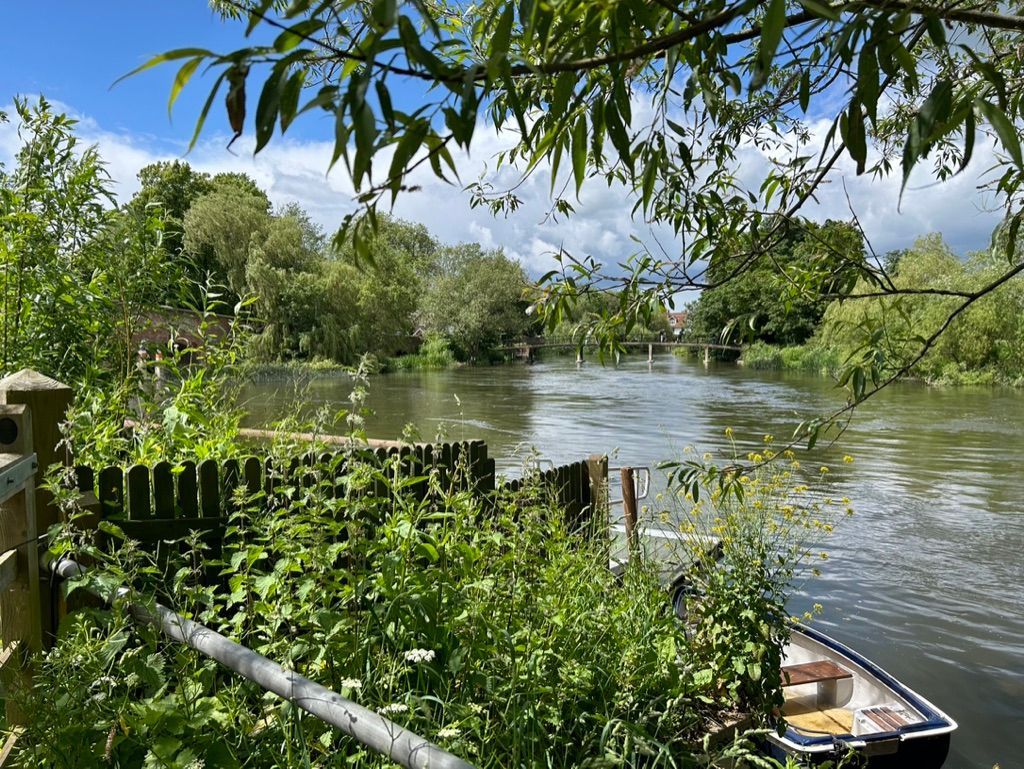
top-left (380, 703), bottom-right (409, 715)
top-left (404, 648), bottom-right (436, 664)
top-left (340, 678), bottom-right (362, 690)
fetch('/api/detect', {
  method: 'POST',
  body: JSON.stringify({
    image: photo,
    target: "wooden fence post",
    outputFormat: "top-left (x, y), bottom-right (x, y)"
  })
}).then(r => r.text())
top-left (586, 455), bottom-right (608, 537)
top-left (620, 466), bottom-right (639, 559)
top-left (0, 369), bottom-right (74, 647)
top-left (0, 403), bottom-right (40, 729)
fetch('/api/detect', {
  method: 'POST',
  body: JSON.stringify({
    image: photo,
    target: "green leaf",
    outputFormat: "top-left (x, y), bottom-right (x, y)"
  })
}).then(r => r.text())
top-left (843, 100), bottom-right (866, 174)
top-left (113, 48), bottom-right (214, 87)
top-left (491, 3), bottom-right (515, 65)
top-left (168, 57), bottom-right (203, 117)
top-left (254, 66), bottom-right (286, 153)
top-left (187, 70), bottom-right (229, 152)
top-left (978, 99), bottom-right (1024, 169)
top-left (571, 114), bottom-right (587, 195)
top-left (641, 156), bottom-right (658, 212)
top-left (279, 70), bottom-right (307, 133)
top-left (371, 0), bottom-right (397, 30)
top-left (925, 15), bottom-right (946, 46)
top-left (917, 79), bottom-right (952, 143)
top-left (274, 18), bottom-right (325, 52)
top-left (753, 0), bottom-right (787, 91)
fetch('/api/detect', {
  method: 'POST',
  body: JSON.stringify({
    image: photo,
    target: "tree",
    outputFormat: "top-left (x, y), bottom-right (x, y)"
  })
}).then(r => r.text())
top-left (245, 209), bottom-right (327, 357)
top-left (685, 219), bottom-right (865, 346)
top-left (182, 185), bottom-right (273, 297)
top-left (149, 0), bottom-right (1024, 436)
top-left (128, 161), bottom-right (213, 257)
top-left (0, 98), bottom-right (112, 381)
top-left (331, 216), bottom-right (439, 357)
top-left (421, 245), bottom-right (535, 359)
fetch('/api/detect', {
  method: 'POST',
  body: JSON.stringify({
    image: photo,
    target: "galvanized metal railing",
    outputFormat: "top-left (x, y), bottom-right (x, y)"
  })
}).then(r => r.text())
top-left (47, 556), bottom-right (476, 769)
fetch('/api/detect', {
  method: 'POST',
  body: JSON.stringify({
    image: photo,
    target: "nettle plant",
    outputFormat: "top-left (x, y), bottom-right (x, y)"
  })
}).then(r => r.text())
top-left (20, 431), bottom-right (829, 769)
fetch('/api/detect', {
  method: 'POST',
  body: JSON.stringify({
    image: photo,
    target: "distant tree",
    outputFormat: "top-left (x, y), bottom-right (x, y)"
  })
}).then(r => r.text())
top-left (210, 171), bottom-right (271, 211)
top-left (245, 210), bottom-right (325, 356)
top-left (421, 246), bottom-right (534, 359)
top-left (128, 161), bottom-right (213, 256)
top-left (182, 187), bottom-right (273, 299)
top-left (684, 220), bottom-right (865, 346)
top-left (335, 217), bottom-right (438, 356)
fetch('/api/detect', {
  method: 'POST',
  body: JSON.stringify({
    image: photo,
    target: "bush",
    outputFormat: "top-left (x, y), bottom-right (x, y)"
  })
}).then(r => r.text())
top-left (389, 334), bottom-right (456, 371)
top-left (739, 341), bottom-right (783, 370)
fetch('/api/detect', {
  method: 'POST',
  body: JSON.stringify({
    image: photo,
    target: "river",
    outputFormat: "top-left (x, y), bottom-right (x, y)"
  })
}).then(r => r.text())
top-left (240, 354), bottom-right (1023, 768)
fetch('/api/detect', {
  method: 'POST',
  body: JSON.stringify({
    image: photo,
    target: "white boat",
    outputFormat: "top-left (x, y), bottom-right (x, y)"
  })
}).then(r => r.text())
top-left (616, 520), bottom-right (957, 766)
top-left (766, 624), bottom-right (957, 767)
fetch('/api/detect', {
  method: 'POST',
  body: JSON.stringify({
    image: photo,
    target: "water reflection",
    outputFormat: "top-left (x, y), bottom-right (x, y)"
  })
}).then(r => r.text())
top-left (242, 354), bottom-right (1022, 769)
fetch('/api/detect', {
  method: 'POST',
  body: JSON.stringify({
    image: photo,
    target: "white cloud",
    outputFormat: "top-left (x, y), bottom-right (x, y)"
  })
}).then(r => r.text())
top-left (0, 98), bottom-right (1006, 280)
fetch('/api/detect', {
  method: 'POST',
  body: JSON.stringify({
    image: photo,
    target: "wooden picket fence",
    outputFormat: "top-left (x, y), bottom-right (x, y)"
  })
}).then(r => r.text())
top-left (73, 440), bottom-right (497, 554)
top-left (72, 441), bottom-right (608, 556)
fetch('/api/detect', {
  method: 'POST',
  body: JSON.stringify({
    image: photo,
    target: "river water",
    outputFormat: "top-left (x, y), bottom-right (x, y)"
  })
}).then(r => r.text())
top-left (241, 354), bottom-right (1023, 768)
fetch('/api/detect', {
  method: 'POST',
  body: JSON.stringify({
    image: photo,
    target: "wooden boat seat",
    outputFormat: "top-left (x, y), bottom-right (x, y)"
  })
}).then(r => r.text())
top-left (781, 660), bottom-right (852, 687)
top-left (858, 705), bottom-right (912, 732)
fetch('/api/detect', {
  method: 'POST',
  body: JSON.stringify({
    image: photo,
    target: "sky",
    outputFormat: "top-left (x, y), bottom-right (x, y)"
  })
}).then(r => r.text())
top-left (0, 2), bottom-right (1008, 281)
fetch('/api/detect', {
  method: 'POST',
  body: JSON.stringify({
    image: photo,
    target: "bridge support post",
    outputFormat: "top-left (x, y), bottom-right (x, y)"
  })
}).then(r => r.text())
top-left (576, 348), bottom-right (583, 366)
top-left (703, 346), bottom-right (710, 366)
top-left (648, 344), bottom-right (653, 365)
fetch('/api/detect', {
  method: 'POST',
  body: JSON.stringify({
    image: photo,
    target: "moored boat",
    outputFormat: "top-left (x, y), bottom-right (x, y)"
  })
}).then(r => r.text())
top-left (766, 624), bottom-right (957, 767)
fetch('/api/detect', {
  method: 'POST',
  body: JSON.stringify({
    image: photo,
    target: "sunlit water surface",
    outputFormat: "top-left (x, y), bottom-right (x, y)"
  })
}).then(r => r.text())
top-left (241, 355), bottom-right (1024, 768)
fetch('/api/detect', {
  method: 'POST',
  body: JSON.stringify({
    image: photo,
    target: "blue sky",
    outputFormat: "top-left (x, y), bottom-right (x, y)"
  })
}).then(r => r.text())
top-left (0, 2), bottom-right (1007, 276)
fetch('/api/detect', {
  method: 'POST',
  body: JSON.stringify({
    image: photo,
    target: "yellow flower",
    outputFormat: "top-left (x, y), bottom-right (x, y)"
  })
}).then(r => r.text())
top-left (842, 455), bottom-right (854, 464)
top-left (725, 427), bottom-right (734, 438)
top-left (819, 465), bottom-right (830, 474)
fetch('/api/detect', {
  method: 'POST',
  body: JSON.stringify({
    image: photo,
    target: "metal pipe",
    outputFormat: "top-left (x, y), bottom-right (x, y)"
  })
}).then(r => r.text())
top-left (47, 556), bottom-right (475, 769)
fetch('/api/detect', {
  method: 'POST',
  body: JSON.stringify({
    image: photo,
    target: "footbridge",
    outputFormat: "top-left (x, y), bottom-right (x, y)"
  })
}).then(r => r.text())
top-left (495, 339), bottom-right (743, 364)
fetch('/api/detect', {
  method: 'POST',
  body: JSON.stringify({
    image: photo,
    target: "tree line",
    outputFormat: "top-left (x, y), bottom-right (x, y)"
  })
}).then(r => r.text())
top-left (0, 98), bottom-right (551, 385)
top-left (684, 224), bottom-right (1024, 386)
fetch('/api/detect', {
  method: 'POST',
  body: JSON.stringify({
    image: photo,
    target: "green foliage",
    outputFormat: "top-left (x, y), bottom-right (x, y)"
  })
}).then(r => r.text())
top-left (182, 185), bottom-right (272, 298)
top-left (19, 446), bottom-right (802, 769)
top-left (740, 342), bottom-right (842, 377)
top-left (546, 291), bottom-right (672, 347)
top-left (684, 220), bottom-right (865, 347)
top-left (419, 244), bottom-right (536, 361)
top-left (816, 234), bottom-right (1024, 386)
top-left (65, 300), bottom-right (248, 468)
top-left (389, 333), bottom-right (456, 370)
top-left (0, 98), bottom-right (165, 384)
top-left (663, 437), bottom-right (848, 716)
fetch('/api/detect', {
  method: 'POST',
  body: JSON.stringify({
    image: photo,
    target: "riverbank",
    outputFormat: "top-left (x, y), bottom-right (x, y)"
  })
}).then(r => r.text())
top-left (735, 341), bottom-right (1024, 387)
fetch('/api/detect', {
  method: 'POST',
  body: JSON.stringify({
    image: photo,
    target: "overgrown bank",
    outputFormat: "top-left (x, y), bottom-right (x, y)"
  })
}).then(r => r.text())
top-left (686, 232), bottom-right (1024, 388)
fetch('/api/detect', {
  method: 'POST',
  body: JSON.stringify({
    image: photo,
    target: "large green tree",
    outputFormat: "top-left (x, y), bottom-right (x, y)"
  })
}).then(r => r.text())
top-left (420, 244), bottom-right (536, 359)
top-left (685, 219), bottom-right (865, 346)
top-left (147, 0), bottom-right (1024, 427)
